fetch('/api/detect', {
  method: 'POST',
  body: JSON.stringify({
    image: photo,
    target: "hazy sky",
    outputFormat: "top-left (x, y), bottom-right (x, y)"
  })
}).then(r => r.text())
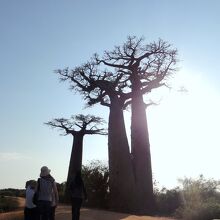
top-left (0, 0), bottom-right (220, 189)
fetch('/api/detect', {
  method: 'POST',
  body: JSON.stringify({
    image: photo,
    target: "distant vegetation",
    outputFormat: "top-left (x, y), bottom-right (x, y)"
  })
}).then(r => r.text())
top-left (82, 160), bottom-right (109, 209)
top-left (154, 175), bottom-right (220, 220)
top-left (0, 189), bottom-right (25, 198)
top-left (175, 175), bottom-right (220, 220)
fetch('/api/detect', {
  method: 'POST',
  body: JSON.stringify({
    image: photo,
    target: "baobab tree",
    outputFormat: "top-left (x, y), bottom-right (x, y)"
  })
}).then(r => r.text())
top-left (96, 36), bottom-right (178, 213)
top-left (55, 36), bottom-right (178, 214)
top-left (45, 114), bottom-right (106, 189)
top-left (56, 64), bottom-right (137, 212)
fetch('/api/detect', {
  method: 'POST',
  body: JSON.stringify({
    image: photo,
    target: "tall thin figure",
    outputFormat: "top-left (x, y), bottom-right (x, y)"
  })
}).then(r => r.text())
top-left (69, 171), bottom-right (87, 220)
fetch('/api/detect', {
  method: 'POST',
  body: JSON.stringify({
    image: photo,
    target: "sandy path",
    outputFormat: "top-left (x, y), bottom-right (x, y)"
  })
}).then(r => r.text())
top-left (2, 196), bottom-right (25, 208)
top-left (16, 197), bottom-right (25, 208)
top-left (0, 201), bottom-right (176, 220)
top-left (55, 205), bottom-right (176, 220)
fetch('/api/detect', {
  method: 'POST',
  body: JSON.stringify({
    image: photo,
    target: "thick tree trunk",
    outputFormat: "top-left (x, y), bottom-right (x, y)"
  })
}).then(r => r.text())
top-left (66, 134), bottom-right (84, 188)
top-left (108, 97), bottom-right (136, 213)
top-left (131, 81), bottom-right (155, 214)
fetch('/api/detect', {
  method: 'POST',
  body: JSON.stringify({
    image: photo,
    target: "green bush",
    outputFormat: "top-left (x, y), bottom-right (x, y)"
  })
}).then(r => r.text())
top-left (59, 160), bottom-right (109, 208)
top-left (56, 182), bottom-right (67, 203)
top-left (81, 160), bottom-right (109, 209)
top-left (155, 187), bottom-right (182, 216)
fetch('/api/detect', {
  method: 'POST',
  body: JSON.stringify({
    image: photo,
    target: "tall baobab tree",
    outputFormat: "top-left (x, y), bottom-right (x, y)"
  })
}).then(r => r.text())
top-left (96, 36), bottom-right (178, 213)
top-left (45, 114), bottom-right (106, 189)
top-left (56, 65), bottom-right (137, 212)
top-left (55, 36), bottom-right (178, 214)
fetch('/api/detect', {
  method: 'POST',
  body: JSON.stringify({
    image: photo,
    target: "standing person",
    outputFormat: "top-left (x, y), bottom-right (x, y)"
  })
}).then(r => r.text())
top-left (36, 166), bottom-right (59, 220)
top-left (69, 171), bottom-right (87, 220)
top-left (24, 180), bottom-right (37, 220)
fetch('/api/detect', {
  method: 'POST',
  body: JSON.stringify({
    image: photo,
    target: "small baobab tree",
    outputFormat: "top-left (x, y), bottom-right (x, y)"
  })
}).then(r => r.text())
top-left (45, 114), bottom-right (107, 189)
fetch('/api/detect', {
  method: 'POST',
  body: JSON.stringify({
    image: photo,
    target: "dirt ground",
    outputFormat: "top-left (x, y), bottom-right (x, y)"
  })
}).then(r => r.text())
top-left (56, 205), bottom-right (176, 220)
top-left (0, 197), bottom-right (176, 220)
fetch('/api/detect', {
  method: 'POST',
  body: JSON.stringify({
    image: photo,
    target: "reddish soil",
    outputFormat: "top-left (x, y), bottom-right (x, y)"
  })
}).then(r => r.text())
top-left (0, 197), bottom-right (176, 220)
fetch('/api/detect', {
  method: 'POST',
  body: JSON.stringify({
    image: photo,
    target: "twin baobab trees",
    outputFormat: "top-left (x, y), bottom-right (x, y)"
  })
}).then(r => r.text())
top-left (96, 37), bottom-right (177, 212)
top-left (45, 114), bottom-right (106, 190)
top-left (55, 36), bottom-right (177, 214)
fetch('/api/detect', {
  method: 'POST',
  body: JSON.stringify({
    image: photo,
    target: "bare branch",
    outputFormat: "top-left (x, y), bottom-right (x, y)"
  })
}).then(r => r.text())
top-left (46, 114), bottom-right (107, 137)
top-left (55, 36), bottom-right (178, 111)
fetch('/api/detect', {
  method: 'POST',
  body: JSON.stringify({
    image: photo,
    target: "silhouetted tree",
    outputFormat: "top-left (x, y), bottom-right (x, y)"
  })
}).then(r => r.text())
top-left (55, 36), bottom-right (178, 214)
top-left (45, 114), bottom-right (106, 189)
top-left (96, 36), bottom-right (178, 213)
top-left (56, 65), bottom-right (137, 212)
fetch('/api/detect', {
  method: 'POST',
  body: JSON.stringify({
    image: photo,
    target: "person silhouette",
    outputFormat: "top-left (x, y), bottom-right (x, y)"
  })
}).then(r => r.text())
top-left (69, 171), bottom-right (87, 220)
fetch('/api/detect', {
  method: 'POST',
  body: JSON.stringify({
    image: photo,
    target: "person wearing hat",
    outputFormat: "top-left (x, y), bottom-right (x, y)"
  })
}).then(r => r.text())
top-left (35, 166), bottom-right (59, 220)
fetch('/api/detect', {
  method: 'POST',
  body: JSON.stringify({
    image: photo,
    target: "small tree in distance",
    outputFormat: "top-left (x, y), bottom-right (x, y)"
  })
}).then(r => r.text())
top-left (45, 114), bottom-right (107, 193)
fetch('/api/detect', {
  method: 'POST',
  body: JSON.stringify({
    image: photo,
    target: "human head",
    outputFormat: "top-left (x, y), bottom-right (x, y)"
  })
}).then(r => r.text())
top-left (25, 180), bottom-right (36, 189)
top-left (40, 166), bottom-right (51, 177)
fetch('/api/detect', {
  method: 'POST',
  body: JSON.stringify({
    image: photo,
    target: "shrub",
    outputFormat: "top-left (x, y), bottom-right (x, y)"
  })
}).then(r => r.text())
top-left (175, 175), bottom-right (220, 220)
top-left (56, 182), bottom-right (67, 203)
top-left (81, 160), bottom-right (109, 209)
top-left (155, 187), bottom-right (182, 216)
top-left (60, 160), bottom-right (110, 209)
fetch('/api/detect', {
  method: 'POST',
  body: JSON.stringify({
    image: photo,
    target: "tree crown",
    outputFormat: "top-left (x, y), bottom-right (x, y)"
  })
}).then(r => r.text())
top-left (45, 114), bottom-right (107, 136)
top-left (56, 36), bottom-right (178, 108)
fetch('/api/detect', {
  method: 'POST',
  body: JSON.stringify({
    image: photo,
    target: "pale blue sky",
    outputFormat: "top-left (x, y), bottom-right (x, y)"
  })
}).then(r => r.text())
top-left (0, 0), bottom-right (220, 189)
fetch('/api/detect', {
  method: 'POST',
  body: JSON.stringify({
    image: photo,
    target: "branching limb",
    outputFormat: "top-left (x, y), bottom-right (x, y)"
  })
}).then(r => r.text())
top-left (46, 114), bottom-right (107, 137)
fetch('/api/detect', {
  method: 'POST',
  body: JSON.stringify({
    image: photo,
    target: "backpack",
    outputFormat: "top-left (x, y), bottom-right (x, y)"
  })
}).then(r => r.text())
top-left (32, 179), bottom-right (40, 205)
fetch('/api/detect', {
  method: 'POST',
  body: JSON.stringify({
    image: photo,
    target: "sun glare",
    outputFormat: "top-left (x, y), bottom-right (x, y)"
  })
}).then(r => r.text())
top-left (125, 70), bottom-right (220, 189)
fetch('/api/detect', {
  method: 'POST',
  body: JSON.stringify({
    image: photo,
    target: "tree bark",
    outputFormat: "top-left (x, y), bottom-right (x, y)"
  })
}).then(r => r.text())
top-left (108, 97), bottom-right (136, 213)
top-left (66, 134), bottom-right (84, 187)
top-left (131, 79), bottom-right (155, 214)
